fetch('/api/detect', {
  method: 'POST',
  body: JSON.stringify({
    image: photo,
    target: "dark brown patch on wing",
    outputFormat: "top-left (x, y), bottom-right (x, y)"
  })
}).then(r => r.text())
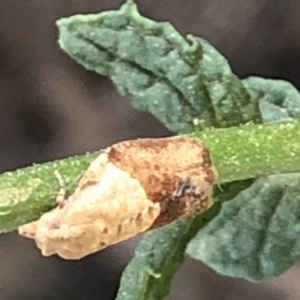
top-left (150, 177), bottom-right (211, 229)
top-left (108, 137), bottom-right (217, 204)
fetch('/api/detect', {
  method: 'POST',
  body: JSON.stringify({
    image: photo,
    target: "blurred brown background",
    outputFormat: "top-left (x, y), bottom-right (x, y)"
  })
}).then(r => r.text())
top-left (0, 1), bottom-right (299, 299)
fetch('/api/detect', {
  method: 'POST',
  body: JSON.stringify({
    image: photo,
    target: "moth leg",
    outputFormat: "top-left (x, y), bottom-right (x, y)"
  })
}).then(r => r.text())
top-left (54, 170), bottom-right (67, 208)
top-left (171, 177), bottom-right (193, 198)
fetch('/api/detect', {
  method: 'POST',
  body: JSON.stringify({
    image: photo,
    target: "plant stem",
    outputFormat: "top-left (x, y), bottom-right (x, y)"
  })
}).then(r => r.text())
top-left (0, 121), bottom-right (299, 233)
top-left (192, 121), bottom-right (300, 183)
top-left (0, 153), bottom-right (98, 234)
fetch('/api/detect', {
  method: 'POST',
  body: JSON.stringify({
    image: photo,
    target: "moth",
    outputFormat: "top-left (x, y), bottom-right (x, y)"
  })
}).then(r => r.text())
top-left (19, 137), bottom-right (217, 260)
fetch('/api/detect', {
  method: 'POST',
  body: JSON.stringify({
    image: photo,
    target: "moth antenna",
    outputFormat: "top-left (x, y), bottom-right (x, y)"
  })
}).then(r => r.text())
top-left (216, 182), bottom-right (223, 192)
top-left (54, 170), bottom-right (66, 208)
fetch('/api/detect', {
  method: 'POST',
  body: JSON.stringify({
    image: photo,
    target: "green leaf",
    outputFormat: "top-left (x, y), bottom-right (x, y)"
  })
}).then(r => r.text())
top-left (187, 174), bottom-right (300, 282)
top-left (57, 2), bottom-right (261, 134)
top-left (187, 78), bottom-right (300, 282)
top-left (116, 204), bottom-right (221, 300)
top-left (243, 76), bottom-right (300, 123)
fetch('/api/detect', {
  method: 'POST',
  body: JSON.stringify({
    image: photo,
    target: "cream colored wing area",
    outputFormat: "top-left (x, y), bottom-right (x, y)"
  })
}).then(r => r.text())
top-left (19, 159), bottom-right (161, 260)
top-left (75, 151), bottom-right (109, 191)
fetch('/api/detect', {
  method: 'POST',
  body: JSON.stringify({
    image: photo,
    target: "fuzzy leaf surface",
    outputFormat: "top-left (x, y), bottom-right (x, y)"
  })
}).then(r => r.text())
top-left (57, 2), bottom-right (261, 133)
top-left (187, 175), bottom-right (300, 282)
top-left (188, 77), bottom-right (300, 281)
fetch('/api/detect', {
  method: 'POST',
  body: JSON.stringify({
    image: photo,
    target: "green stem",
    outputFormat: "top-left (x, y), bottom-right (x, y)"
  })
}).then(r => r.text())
top-left (193, 121), bottom-right (300, 183)
top-left (0, 153), bottom-right (98, 233)
top-left (0, 121), bottom-right (299, 233)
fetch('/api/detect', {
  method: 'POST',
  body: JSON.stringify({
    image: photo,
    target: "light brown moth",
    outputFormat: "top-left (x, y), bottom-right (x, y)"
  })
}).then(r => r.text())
top-left (19, 137), bottom-right (217, 260)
